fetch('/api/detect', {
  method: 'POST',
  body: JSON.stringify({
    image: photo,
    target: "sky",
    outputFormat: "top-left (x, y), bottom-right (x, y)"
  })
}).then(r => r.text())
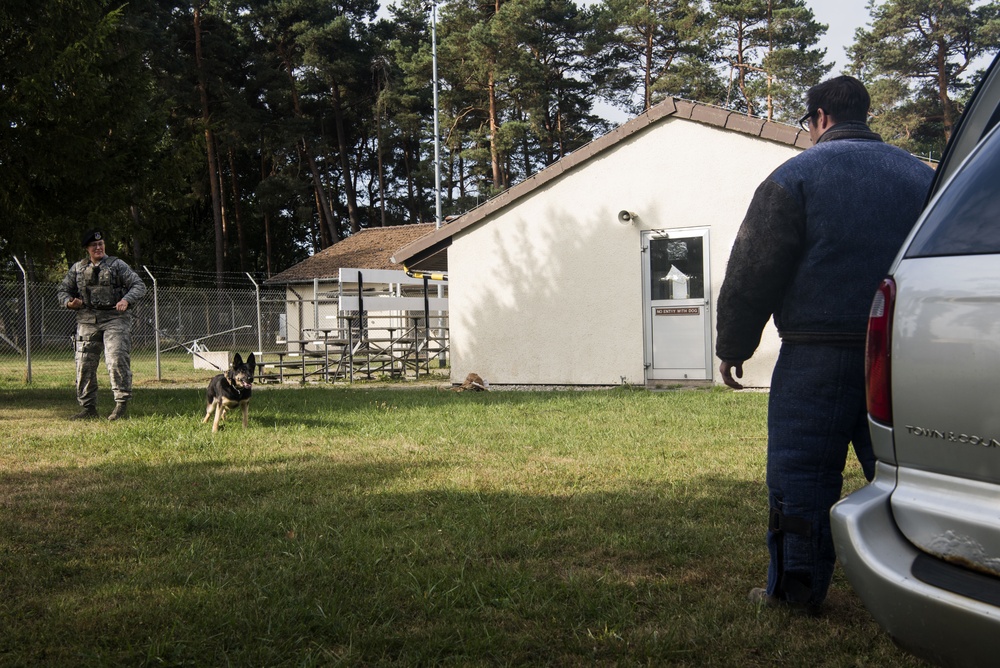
top-left (809, 0), bottom-right (872, 73)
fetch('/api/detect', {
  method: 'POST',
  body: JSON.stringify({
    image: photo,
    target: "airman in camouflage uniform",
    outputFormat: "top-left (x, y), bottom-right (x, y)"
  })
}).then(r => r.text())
top-left (57, 230), bottom-right (147, 421)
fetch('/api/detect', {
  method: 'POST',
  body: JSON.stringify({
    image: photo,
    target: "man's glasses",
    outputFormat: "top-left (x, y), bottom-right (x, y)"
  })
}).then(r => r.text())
top-left (798, 110), bottom-right (816, 132)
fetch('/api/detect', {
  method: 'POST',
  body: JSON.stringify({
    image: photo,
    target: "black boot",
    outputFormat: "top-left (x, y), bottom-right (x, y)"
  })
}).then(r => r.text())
top-left (70, 407), bottom-right (99, 420)
top-left (108, 403), bottom-right (129, 421)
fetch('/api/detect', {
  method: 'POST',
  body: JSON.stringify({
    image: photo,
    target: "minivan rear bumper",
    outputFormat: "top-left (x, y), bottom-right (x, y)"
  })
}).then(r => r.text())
top-left (832, 464), bottom-right (1000, 667)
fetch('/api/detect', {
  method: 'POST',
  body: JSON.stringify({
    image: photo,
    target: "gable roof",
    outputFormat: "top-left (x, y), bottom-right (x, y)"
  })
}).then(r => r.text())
top-left (391, 96), bottom-right (812, 271)
top-left (265, 223), bottom-right (436, 285)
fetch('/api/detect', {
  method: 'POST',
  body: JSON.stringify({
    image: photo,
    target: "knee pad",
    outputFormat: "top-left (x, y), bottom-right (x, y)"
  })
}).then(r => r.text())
top-left (769, 507), bottom-right (812, 537)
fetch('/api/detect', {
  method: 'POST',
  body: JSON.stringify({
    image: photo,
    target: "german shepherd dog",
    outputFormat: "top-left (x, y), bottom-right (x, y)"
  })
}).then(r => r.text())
top-left (203, 353), bottom-right (255, 432)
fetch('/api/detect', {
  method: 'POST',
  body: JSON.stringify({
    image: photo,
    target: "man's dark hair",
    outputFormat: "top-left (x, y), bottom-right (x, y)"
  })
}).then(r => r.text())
top-left (805, 75), bottom-right (870, 124)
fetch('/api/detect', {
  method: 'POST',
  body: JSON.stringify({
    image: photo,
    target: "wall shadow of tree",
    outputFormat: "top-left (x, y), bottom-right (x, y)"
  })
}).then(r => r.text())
top-left (454, 199), bottom-right (669, 385)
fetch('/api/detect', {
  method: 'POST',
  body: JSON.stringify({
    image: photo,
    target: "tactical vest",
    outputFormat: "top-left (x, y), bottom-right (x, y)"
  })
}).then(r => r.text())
top-left (80, 258), bottom-right (125, 309)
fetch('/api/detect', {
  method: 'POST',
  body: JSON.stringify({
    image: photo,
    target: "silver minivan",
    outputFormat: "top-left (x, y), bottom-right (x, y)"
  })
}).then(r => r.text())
top-left (831, 53), bottom-right (1000, 667)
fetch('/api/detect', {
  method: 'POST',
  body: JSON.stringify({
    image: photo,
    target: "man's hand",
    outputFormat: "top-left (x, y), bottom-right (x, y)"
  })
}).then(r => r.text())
top-left (66, 298), bottom-right (83, 310)
top-left (115, 299), bottom-right (129, 312)
top-left (720, 360), bottom-right (745, 390)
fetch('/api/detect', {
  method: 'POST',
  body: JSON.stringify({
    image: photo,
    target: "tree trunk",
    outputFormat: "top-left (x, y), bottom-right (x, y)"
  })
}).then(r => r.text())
top-left (281, 50), bottom-right (340, 242)
top-left (129, 201), bottom-right (143, 266)
top-left (765, 0), bottom-right (773, 121)
top-left (403, 138), bottom-right (419, 224)
top-left (736, 19), bottom-right (754, 118)
top-left (376, 105), bottom-right (387, 227)
top-left (458, 143), bottom-right (466, 201)
top-left (214, 132), bottom-right (228, 257)
top-left (330, 82), bottom-right (361, 233)
top-left (488, 0), bottom-right (505, 190)
top-left (194, 4), bottom-right (225, 285)
top-left (488, 68), bottom-right (503, 189)
top-left (557, 108), bottom-right (565, 161)
top-left (260, 151), bottom-right (274, 277)
top-left (644, 0), bottom-right (653, 111)
top-left (228, 147), bottom-right (248, 272)
top-left (313, 185), bottom-right (331, 247)
top-left (936, 39), bottom-right (956, 141)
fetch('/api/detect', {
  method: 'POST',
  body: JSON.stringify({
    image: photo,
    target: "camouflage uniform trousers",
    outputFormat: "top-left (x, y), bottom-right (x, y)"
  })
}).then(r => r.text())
top-left (75, 313), bottom-right (133, 409)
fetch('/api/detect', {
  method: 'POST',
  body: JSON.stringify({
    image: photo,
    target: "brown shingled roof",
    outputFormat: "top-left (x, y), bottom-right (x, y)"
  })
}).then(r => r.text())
top-left (265, 224), bottom-right (436, 285)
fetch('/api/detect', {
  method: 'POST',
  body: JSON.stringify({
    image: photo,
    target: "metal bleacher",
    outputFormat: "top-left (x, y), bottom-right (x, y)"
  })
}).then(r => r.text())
top-left (255, 268), bottom-right (448, 383)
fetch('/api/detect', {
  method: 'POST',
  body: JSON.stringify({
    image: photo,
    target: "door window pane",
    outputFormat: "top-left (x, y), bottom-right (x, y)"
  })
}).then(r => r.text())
top-left (650, 236), bottom-right (704, 300)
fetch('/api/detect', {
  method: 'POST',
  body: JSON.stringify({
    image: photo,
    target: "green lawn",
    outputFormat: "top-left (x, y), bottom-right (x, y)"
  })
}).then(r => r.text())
top-left (1, 351), bottom-right (221, 387)
top-left (0, 383), bottom-right (926, 667)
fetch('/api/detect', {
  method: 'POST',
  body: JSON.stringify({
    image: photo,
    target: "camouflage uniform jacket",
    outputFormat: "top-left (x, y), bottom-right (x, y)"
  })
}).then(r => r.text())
top-left (57, 256), bottom-right (147, 324)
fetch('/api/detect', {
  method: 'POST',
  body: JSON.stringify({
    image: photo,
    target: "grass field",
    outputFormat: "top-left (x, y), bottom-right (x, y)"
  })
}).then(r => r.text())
top-left (0, 350), bottom-right (450, 388)
top-left (1, 351), bottom-right (223, 387)
top-left (0, 382), bottom-right (926, 667)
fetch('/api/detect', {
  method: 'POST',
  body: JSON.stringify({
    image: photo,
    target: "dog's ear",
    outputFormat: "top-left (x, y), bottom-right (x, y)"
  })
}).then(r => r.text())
top-left (247, 353), bottom-right (256, 379)
top-left (233, 353), bottom-right (244, 368)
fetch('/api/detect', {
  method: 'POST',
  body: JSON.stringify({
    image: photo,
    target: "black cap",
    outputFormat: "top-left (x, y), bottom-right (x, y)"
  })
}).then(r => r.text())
top-left (81, 229), bottom-right (104, 247)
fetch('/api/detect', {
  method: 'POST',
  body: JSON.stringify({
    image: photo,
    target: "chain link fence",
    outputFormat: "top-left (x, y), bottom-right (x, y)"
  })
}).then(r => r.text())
top-left (1, 265), bottom-right (448, 387)
top-left (0, 270), bottom-right (283, 386)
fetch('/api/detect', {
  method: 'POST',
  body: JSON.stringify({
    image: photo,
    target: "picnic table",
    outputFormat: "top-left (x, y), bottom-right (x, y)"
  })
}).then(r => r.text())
top-left (258, 329), bottom-right (347, 382)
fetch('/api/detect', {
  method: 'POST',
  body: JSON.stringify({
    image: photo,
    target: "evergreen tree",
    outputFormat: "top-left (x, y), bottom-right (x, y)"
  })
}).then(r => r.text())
top-left (596, 0), bottom-right (720, 114)
top-left (0, 0), bottom-right (162, 275)
top-left (298, 0), bottom-right (381, 235)
top-left (384, 0), bottom-right (438, 223)
top-left (440, 0), bottom-right (514, 192)
top-left (24, 0), bottom-right (984, 281)
top-left (493, 0), bottom-right (608, 168)
top-left (849, 0), bottom-right (1000, 155)
top-left (709, 0), bottom-right (829, 121)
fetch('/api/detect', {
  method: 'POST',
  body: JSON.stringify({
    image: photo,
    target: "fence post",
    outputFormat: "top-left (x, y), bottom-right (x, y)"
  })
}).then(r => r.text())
top-left (313, 277), bottom-right (319, 332)
top-left (437, 282), bottom-right (447, 367)
top-left (246, 273), bottom-right (263, 355)
top-left (12, 255), bottom-right (31, 383)
top-left (143, 266), bottom-right (161, 380)
top-left (422, 276), bottom-right (430, 380)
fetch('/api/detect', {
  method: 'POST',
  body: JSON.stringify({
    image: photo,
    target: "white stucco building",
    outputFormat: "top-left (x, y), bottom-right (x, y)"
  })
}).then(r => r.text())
top-left (392, 98), bottom-right (813, 388)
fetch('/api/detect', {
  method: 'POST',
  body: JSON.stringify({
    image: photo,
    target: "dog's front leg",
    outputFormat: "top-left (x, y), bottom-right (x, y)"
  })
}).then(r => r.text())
top-left (212, 402), bottom-right (225, 432)
top-left (241, 401), bottom-right (249, 428)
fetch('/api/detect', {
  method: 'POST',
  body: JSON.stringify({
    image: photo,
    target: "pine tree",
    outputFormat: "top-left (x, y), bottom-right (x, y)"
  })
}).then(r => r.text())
top-left (849, 0), bottom-right (1000, 154)
top-left (0, 0), bottom-right (162, 272)
top-left (595, 0), bottom-right (719, 114)
top-left (710, 0), bottom-right (829, 121)
top-left (492, 0), bottom-right (608, 168)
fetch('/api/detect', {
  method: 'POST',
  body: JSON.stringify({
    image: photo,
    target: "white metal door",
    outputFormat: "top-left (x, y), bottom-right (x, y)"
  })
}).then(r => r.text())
top-left (642, 229), bottom-right (712, 380)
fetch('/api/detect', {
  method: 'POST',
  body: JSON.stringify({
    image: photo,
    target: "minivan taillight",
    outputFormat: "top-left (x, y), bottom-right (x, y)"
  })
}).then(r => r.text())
top-left (866, 278), bottom-right (895, 425)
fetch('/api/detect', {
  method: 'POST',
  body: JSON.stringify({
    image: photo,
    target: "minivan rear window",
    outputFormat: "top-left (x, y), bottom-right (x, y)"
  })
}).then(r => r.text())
top-left (906, 125), bottom-right (1000, 258)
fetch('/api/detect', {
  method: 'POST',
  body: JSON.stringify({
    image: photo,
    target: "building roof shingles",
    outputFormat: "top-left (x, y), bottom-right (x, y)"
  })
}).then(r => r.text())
top-left (264, 223), bottom-right (435, 285)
